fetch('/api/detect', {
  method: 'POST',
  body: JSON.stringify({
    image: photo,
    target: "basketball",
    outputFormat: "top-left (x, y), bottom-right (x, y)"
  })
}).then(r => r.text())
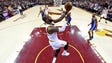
top-left (64, 2), bottom-right (72, 12)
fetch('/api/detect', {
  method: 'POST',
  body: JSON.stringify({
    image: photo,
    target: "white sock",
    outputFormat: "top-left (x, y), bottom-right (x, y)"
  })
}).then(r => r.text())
top-left (52, 57), bottom-right (56, 63)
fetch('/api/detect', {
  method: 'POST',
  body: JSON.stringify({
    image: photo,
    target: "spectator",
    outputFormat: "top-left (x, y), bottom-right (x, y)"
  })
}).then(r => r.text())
top-left (0, 0), bottom-right (39, 22)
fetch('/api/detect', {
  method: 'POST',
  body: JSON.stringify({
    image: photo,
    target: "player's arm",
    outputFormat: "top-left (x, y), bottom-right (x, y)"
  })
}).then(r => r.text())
top-left (53, 12), bottom-right (70, 23)
top-left (58, 21), bottom-right (67, 32)
top-left (95, 17), bottom-right (98, 30)
top-left (38, 10), bottom-right (41, 17)
top-left (88, 22), bottom-right (91, 26)
top-left (47, 21), bottom-right (67, 34)
top-left (48, 11), bottom-right (61, 15)
top-left (38, 7), bottom-right (42, 17)
top-left (47, 26), bottom-right (58, 34)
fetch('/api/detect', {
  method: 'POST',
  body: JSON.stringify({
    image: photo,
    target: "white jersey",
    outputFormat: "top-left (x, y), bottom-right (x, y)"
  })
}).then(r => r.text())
top-left (44, 8), bottom-right (49, 15)
top-left (47, 21), bottom-right (67, 42)
top-left (47, 32), bottom-right (59, 42)
top-left (101, 9), bottom-right (108, 18)
top-left (102, 9), bottom-right (108, 15)
top-left (46, 21), bottom-right (67, 50)
top-left (47, 32), bottom-right (67, 50)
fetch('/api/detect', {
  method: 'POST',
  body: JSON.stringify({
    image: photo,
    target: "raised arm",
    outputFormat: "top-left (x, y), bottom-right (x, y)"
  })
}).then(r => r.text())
top-left (53, 11), bottom-right (67, 23)
top-left (47, 21), bottom-right (67, 34)
top-left (52, 2), bottom-right (72, 23)
top-left (58, 21), bottom-right (67, 32)
top-left (38, 7), bottom-right (42, 17)
top-left (52, 11), bottom-right (73, 23)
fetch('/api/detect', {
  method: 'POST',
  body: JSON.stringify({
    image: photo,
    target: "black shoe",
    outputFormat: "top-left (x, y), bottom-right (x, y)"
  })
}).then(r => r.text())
top-left (91, 36), bottom-right (93, 39)
top-left (87, 40), bottom-right (92, 46)
top-left (89, 36), bottom-right (93, 40)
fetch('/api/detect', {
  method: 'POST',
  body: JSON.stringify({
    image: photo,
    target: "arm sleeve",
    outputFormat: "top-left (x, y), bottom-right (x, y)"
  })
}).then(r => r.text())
top-left (58, 21), bottom-right (67, 32)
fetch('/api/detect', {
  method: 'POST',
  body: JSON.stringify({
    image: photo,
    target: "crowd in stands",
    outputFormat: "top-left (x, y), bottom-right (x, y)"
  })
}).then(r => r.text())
top-left (73, 0), bottom-right (112, 21)
top-left (0, 0), bottom-right (37, 22)
top-left (0, 0), bottom-right (112, 22)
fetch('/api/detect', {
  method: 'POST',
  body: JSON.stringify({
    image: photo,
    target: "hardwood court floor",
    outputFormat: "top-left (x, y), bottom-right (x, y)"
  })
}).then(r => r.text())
top-left (15, 26), bottom-right (102, 63)
top-left (0, 5), bottom-right (112, 63)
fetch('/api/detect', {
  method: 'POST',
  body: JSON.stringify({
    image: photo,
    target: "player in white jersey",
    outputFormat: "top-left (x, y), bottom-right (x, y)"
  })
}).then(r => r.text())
top-left (47, 17), bottom-right (70, 63)
top-left (99, 7), bottom-right (108, 23)
top-left (44, 5), bottom-right (49, 15)
top-left (42, 2), bottom-right (72, 63)
top-left (38, 5), bottom-right (49, 24)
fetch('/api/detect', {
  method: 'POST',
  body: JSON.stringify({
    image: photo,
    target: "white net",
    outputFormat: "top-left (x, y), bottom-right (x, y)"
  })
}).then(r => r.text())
top-left (53, 0), bottom-right (62, 6)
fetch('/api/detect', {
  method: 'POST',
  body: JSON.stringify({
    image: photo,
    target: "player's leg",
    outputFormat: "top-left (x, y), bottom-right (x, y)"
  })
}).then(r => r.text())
top-left (52, 49), bottom-right (60, 63)
top-left (51, 40), bottom-right (70, 63)
top-left (54, 40), bottom-right (70, 56)
top-left (88, 24), bottom-right (96, 40)
top-left (60, 41), bottom-right (70, 56)
top-left (91, 30), bottom-right (93, 39)
top-left (88, 30), bottom-right (91, 40)
top-left (88, 30), bottom-right (94, 40)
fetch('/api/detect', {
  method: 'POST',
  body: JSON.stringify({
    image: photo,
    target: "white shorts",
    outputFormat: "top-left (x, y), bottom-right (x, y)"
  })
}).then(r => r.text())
top-left (49, 40), bottom-right (67, 50)
top-left (101, 14), bottom-right (107, 18)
